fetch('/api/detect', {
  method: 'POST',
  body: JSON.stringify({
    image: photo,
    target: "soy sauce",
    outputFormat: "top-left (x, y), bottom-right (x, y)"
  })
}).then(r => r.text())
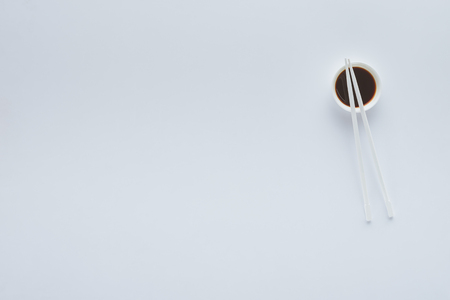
top-left (335, 67), bottom-right (376, 108)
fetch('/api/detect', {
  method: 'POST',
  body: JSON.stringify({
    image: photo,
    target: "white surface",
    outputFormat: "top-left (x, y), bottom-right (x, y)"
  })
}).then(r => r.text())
top-left (1, 0), bottom-right (450, 299)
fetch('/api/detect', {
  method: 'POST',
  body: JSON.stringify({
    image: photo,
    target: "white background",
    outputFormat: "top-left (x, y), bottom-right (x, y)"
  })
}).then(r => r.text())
top-left (1, 0), bottom-right (450, 299)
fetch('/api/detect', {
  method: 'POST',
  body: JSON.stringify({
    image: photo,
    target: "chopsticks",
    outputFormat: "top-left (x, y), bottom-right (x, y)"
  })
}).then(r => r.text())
top-left (345, 59), bottom-right (394, 220)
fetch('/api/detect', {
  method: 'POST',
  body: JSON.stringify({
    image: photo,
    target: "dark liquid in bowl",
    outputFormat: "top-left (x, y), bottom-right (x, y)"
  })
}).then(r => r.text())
top-left (335, 67), bottom-right (376, 108)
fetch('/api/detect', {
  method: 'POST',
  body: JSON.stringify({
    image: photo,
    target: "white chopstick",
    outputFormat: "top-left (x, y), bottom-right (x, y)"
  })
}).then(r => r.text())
top-left (347, 59), bottom-right (394, 218)
top-left (345, 59), bottom-right (372, 221)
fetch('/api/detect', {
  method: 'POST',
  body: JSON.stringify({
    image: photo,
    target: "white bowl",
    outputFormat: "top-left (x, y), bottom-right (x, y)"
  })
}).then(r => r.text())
top-left (332, 62), bottom-right (381, 113)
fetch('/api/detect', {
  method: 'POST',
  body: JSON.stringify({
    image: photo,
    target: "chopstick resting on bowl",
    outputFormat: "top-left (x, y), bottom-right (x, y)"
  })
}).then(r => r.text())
top-left (345, 59), bottom-right (372, 221)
